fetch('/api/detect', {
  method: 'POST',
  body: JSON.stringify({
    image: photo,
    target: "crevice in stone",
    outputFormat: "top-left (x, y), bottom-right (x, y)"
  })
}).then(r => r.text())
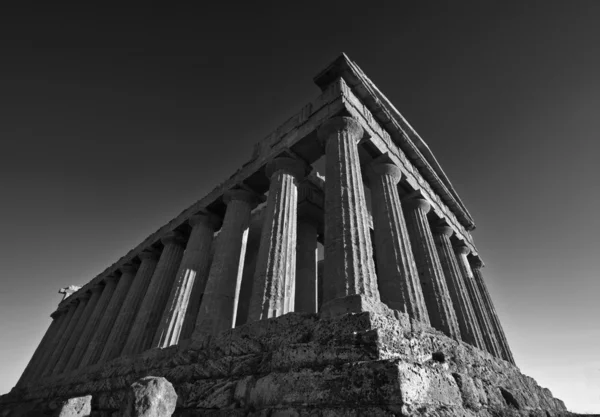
top-left (431, 351), bottom-right (445, 363)
top-left (499, 387), bottom-right (520, 409)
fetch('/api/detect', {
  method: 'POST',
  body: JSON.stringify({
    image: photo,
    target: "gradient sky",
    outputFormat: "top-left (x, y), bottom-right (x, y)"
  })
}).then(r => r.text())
top-left (1, 2), bottom-right (598, 412)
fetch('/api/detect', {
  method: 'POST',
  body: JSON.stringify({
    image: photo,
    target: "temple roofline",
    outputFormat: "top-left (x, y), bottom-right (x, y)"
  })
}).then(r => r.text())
top-left (314, 53), bottom-right (476, 231)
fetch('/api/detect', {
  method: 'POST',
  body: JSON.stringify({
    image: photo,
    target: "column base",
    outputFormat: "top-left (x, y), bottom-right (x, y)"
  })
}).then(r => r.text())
top-left (320, 294), bottom-right (391, 319)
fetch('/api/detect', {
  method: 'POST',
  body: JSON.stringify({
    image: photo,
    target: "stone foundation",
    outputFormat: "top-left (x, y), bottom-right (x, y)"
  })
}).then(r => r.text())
top-left (1, 304), bottom-right (569, 416)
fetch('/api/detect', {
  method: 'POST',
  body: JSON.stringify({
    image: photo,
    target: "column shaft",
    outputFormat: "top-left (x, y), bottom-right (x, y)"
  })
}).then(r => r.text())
top-left (53, 289), bottom-right (101, 375)
top-left (42, 298), bottom-right (88, 377)
top-left (454, 246), bottom-right (502, 357)
top-left (295, 219), bottom-right (318, 313)
top-left (319, 117), bottom-right (379, 304)
top-left (16, 310), bottom-right (65, 386)
top-left (235, 210), bottom-right (264, 327)
top-left (471, 259), bottom-right (516, 364)
top-left (434, 227), bottom-right (485, 349)
top-left (194, 189), bottom-right (261, 337)
top-left (122, 233), bottom-right (185, 355)
top-left (98, 252), bottom-right (159, 363)
top-left (248, 158), bottom-right (305, 321)
top-left (29, 303), bottom-right (77, 380)
top-left (154, 214), bottom-right (219, 348)
top-left (403, 198), bottom-right (460, 339)
top-left (66, 276), bottom-right (118, 372)
top-left (367, 163), bottom-right (430, 322)
top-left (75, 267), bottom-right (136, 369)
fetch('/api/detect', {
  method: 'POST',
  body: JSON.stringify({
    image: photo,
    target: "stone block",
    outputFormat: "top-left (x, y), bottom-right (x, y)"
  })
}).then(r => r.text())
top-left (397, 362), bottom-right (462, 407)
top-left (120, 376), bottom-right (177, 417)
top-left (55, 395), bottom-right (92, 416)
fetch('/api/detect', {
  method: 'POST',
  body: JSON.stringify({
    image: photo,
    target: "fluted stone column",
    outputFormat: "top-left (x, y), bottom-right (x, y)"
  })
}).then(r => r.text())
top-left (236, 210), bottom-right (264, 327)
top-left (17, 308), bottom-right (66, 386)
top-left (122, 232), bottom-right (186, 355)
top-left (248, 157), bottom-right (306, 321)
top-left (454, 244), bottom-right (502, 357)
top-left (295, 212), bottom-right (319, 314)
top-left (194, 189), bottom-right (263, 337)
top-left (53, 288), bottom-right (101, 375)
top-left (403, 198), bottom-right (460, 339)
top-left (433, 225), bottom-right (485, 349)
top-left (29, 302), bottom-right (77, 380)
top-left (318, 116), bottom-right (379, 310)
top-left (366, 162), bottom-right (430, 323)
top-left (470, 256), bottom-right (516, 364)
top-left (154, 214), bottom-right (221, 348)
top-left (42, 296), bottom-right (88, 377)
top-left (98, 250), bottom-right (159, 363)
top-left (64, 275), bottom-right (118, 372)
top-left (75, 265), bottom-right (136, 369)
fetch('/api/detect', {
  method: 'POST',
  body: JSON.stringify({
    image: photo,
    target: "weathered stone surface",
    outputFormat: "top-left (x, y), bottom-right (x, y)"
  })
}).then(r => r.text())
top-left (98, 251), bottom-right (159, 364)
top-left (1, 310), bottom-right (570, 416)
top-left (454, 245), bottom-right (503, 359)
top-left (120, 376), bottom-right (177, 417)
top-left (403, 197), bottom-right (461, 340)
top-left (55, 395), bottom-right (92, 416)
top-left (123, 232), bottom-right (186, 356)
top-left (248, 157), bottom-right (306, 321)
top-left (155, 213), bottom-right (221, 348)
top-left (366, 161), bottom-right (430, 323)
top-left (434, 225), bottom-right (485, 350)
top-left (194, 189), bottom-right (264, 338)
top-left (318, 116), bottom-right (379, 306)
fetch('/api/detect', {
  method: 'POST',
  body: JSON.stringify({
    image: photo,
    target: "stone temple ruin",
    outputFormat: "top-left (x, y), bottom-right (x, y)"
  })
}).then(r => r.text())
top-left (1, 54), bottom-right (570, 416)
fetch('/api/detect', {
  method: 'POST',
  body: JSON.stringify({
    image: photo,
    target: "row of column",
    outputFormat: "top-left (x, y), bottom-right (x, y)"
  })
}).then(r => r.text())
top-left (18, 115), bottom-right (514, 388)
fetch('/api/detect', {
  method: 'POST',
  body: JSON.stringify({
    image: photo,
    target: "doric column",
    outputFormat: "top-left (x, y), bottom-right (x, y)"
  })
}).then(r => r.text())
top-left (53, 287), bottom-right (101, 375)
top-left (470, 256), bottom-right (515, 364)
top-left (75, 265), bottom-right (136, 369)
top-left (17, 308), bottom-right (66, 386)
top-left (318, 116), bottom-right (379, 307)
top-left (248, 157), bottom-right (307, 321)
top-left (154, 213), bottom-right (221, 348)
top-left (295, 212), bottom-right (319, 314)
top-left (403, 197), bottom-right (460, 339)
top-left (122, 232), bottom-right (186, 355)
top-left (433, 225), bottom-right (485, 349)
top-left (65, 275), bottom-right (118, 372)
top-left (236, 209), bottom-right (264, 327)
top-left (454, 244), bottom-right (502, 357)
top-left (98, 250), bottom-right (159, 363)
top-left (366, 162), bottom-right (429, 323)
top-left (194, 189), bottom-right (263, 337)
top-left (42, 295), bottom-right (89, 377)
top-left (29, 302), bottom-right (77, 380)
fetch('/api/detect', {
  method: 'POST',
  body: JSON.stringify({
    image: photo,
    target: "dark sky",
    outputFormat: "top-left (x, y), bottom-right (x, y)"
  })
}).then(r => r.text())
top-left (1, 2), bottom-right (598, 411)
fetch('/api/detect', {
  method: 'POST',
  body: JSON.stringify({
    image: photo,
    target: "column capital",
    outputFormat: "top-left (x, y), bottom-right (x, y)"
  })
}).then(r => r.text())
top-left (223, 189), bottom-right (265, 208)
top-left (102, 274), bottom-right (119, 285)
top-left (317, 116), bottom-right (363, 145)
top-left (469, 255), bottom-right (485, 270)
top-left (404, 197), bottom-right (431, 213)
top-left (78, 291), bottom-right (92, 301)
top-left (138, 248), bottom-right (161, 261)
top-left (365, 162), bottom-right (403, 182)
top-left (119, 264), bottom-right (138, 275)
top-left (266, 157), bottom-right (309, 180)
top-left (453, 243), bottom-right (471, 256)
top-left (90, 283), bottom-right (104, 294)
top-left (50, 309), bottom-right (64, 319)
top-left (161, 231), bottom-right (186, 247)
top-left (189, 212), bottom-right (222, 230)
top-left (433, 224), bottom-right (454, 237)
